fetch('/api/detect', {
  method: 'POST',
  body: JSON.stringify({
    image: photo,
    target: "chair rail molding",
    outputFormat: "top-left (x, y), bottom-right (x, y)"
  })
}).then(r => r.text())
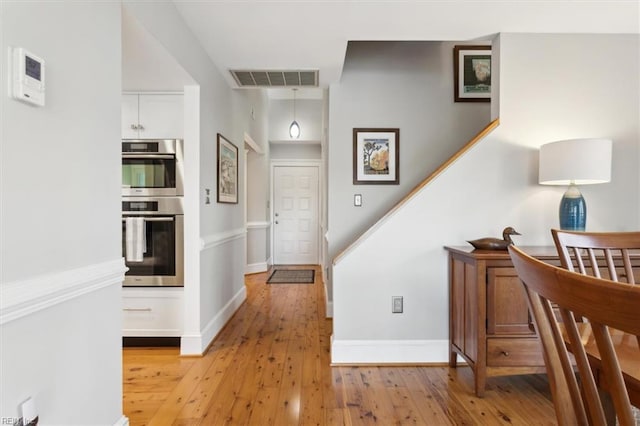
top-left (200, 227), bottom-right (246, 250)
top-left (247, 221), bottom-right (271, 230)
top-left (0, 258), bottom-right (127, 325)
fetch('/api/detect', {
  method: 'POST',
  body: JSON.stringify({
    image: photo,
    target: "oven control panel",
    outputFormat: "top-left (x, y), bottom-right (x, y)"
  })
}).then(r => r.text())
top-left (122, 197), bottom-right (183, 215)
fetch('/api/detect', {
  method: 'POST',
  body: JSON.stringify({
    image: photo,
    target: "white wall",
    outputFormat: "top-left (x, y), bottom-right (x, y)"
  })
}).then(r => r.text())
top-left (331, 33), bottom-right (639, 363)
top-left (0, 2), bottom-right (125, 424)
top-left (124, 2), bottom-right (263, 354)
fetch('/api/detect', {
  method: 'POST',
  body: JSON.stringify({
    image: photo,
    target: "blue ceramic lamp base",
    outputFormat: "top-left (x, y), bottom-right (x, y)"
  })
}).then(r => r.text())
top-left (559, 183), bottom-right (586, 231)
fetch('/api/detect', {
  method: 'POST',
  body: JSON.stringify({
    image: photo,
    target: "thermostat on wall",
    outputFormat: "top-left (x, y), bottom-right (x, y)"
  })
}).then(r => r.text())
top-left (11, 47), bottom-right (45, 106)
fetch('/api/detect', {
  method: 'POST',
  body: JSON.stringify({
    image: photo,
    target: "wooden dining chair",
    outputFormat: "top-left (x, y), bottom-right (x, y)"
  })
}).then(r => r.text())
top-left (552, 229), bottom-right (640, 352)
top-left (551, 229), bottom-right (640, 285)
top-left (508, 245), bottom-right (640, 426)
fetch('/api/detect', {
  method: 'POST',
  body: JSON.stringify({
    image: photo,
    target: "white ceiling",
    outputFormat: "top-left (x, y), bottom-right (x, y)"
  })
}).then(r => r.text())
top-left (172, 1), bottom-right (639, 91)
top-left (123, 2), bottom-right (639, 97)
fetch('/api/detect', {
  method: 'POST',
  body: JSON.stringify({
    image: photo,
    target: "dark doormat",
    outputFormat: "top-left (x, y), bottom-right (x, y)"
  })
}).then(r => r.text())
top-left (267, 269), bottom-right (315, 284)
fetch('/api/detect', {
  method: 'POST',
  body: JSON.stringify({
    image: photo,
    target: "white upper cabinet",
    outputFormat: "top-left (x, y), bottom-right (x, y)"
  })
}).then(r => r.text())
top-left (122, 93), bottom-right (183, 139)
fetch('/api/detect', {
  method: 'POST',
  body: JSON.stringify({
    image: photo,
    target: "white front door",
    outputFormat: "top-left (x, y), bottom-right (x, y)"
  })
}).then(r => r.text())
top-left (273, 166), bottom-right (319, 265)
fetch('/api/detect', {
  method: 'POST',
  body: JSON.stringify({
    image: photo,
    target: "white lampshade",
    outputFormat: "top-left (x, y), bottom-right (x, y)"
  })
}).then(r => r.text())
top-left (539, 138), bottom-right (612, 185)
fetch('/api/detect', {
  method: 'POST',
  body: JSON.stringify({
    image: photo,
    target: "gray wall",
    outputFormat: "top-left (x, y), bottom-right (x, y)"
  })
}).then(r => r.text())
top-left (240, 90), bottom-right (271, 271)
top-left (242, 91), bottom-right (270, 224)
top-left (328, 41), bottom-right (491, 260)
top-left (331, 33), bottom-right (640, 363)
top-left (270, 143), bottom-right (322, 160)
top-left (124, 2), bottom-right (263, 354)
top-left (269, 99), bottom-right (323, 142)
top-left (1, 2), bottom-right (124, 423)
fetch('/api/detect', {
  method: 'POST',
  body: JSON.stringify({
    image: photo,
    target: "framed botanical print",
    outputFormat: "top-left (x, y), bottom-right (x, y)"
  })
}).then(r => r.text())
top-left (217, 133), bottom-right (238, 204)
top-left (454, 45), bottom-right (492, 102)
top-left (353, 128), bottom-right (400, 185)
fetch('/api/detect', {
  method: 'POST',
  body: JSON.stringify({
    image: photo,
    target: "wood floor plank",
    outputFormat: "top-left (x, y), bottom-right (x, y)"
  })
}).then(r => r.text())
top-left (245, 386), bottom-right (279, 425)
top-left (395, 368), bottom-right (453, 425)
top-left (123, 266), bottom-right (558, 425)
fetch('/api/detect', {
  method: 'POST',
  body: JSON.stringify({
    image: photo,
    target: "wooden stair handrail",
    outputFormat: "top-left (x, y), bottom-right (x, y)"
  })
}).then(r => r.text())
top-left (332, 118), bottom-right (500, 266)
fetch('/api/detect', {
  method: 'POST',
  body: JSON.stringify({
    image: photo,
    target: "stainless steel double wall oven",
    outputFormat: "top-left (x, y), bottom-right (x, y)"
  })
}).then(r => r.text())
top-left (122, 139), bottom-right (184, 197)
top-left (122, 139), bottom-right (184, 287)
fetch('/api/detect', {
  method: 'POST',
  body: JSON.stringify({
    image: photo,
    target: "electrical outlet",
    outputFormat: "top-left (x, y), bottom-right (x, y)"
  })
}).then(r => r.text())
top-left (392, 296), bottom-right (403, 313)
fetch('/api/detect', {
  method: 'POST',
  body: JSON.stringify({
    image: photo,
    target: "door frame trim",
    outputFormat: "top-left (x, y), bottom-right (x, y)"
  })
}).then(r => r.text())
top-left (270, 159), bottom-right (322, 265)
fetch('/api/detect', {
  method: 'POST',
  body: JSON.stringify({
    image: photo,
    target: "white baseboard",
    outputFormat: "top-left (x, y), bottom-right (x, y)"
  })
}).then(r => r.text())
top-left (0, 258), bottom-right (126, 325)
top-left (113, 415), bottom-right (129, 426)
top-left (330, 337), bottom-right (449, 364)
top-left (180, 332), bottom-right (204, 356)
top-left (245, 261), bottom-right (268, 274)
top-left (180, 286), bottom-right (247, 355)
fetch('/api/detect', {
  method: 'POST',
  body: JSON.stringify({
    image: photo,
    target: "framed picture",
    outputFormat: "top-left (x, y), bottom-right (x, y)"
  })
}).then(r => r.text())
top-left (353, 128), bottom-right (400, 185)
top-left (217, 133), bottom-right (238, 203)
top-left (454, 45), bottom-right (491, 102)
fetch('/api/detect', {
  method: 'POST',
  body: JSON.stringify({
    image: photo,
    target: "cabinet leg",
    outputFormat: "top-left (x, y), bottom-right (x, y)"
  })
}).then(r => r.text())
top-left (449, 348), bottom-right (458, 368)
top-left (475, 370), bottom-right (486, 398)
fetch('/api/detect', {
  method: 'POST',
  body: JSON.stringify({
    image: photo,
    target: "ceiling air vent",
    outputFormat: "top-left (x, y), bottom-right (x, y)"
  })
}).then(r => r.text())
top-left (230, 70), bottom-right (318, 87)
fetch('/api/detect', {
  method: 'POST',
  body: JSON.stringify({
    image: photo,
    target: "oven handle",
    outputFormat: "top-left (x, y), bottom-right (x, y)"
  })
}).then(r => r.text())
top-left (122, 217), bottom-right (174, 222)
top-left (122, 154), bottom-right (175, 159)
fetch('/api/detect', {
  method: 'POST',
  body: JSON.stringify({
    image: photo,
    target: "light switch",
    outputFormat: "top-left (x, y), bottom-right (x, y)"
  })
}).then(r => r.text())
top-left (354, 194), bottom-right (362, 207)
top-left (392, 296), bottom-right (403, 313)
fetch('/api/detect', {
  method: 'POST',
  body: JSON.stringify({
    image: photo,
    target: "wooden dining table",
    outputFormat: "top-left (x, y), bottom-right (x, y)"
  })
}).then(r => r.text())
top-left (564, 323), bottom-right (640, 424)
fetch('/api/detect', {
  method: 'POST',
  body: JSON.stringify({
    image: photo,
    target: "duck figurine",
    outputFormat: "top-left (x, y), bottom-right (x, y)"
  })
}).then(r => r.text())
top-left (467, 227), bottom-right (521, 250)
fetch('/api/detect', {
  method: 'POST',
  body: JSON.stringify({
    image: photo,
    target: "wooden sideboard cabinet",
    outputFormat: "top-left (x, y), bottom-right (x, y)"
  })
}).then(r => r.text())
top-left (445, 246), bottom-right (561, 397)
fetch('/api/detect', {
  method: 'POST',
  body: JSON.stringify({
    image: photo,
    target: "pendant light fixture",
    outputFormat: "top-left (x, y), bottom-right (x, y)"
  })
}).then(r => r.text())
top-left (289, 88), bottom-right (300, 139)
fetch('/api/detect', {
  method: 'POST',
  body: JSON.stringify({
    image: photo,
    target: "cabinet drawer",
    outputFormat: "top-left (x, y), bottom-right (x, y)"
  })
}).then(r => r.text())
top-left (122, 288), bottom-right (183, 337)
top-left (487, 338), bottom-right (545, 367)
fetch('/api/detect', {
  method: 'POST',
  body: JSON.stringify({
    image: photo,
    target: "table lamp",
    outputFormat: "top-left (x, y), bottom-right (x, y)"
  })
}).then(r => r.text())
top-left (538, 138), bottom-right (612, 231)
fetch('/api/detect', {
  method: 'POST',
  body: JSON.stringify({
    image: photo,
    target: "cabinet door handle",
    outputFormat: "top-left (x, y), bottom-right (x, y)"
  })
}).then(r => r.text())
top-left (130, 124), bottom-right (138, 130)
top-left (138, 124), bottom-right (145, 131)
top-left (123, 308), bottom-right (152, 312)
top-left (501, 351), bottom-right (510, 357)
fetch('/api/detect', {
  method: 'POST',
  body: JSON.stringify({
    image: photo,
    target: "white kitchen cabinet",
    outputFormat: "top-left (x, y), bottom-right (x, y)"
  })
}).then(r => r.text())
top-left (122, 93), bottom-right (183, 139)
top-left (122, 287), bottom-right (183, 337)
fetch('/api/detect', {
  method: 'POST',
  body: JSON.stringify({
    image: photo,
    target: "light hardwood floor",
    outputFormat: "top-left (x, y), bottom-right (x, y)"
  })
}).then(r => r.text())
top-left (123, 266), bottom-right (557, 425)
